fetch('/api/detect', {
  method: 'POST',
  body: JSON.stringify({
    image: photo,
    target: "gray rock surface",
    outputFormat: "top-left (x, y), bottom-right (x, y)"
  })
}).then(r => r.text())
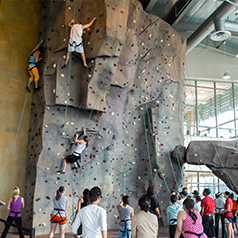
top-left (25, 0), bottom-right (186, 234)
top-left (172, 141), bottom-right (238, 194)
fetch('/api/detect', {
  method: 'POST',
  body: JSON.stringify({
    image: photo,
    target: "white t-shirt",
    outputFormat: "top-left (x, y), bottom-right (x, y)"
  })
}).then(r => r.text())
top-left (74, 142), bottom-right (86, 155)
top-left (72, 204), bottom-right (107, 238)
top-left (70, 24), bottom-right (83, 44)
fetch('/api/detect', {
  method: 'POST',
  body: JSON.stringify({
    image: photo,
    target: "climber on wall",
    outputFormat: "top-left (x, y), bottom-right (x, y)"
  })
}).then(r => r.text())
top-left (61, 17), bottom-right (96, 70)
top-left (26, 39), bottom-right (44, 92)
top-left (58, 127), bottom-right (89, 174)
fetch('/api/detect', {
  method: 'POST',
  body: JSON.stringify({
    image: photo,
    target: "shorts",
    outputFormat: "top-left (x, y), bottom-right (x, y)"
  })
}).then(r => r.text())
top-left (225, 216), bottom-right (233, 224)
top-left (233, 215), bottom-right (238, 224)
top-left (68, 38), bottom-right (84, 53)
top-left (65, 154), bottom-right (81, 164)
top-left (50, 214), bottom-right (66, 225)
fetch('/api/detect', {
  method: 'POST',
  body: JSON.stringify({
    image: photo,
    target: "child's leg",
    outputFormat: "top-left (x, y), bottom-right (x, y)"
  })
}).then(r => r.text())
top-left (62, 159), bottom-right (67, 172)
top-left (81, 53), bottom-right (87, 66)
top-left (32, 67), bottom-right (39, 88)
top-left (65, 51), bottom-right (71, 65)
top-left (27, 67), bottom-right (34, 86)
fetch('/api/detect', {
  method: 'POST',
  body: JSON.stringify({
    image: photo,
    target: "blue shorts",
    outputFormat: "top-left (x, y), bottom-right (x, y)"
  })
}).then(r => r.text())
top-left (225, 216), bottom-right (233, 224)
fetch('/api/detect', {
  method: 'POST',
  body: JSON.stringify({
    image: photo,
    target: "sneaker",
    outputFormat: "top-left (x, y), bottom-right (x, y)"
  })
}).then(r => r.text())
top-left (26, 86), bottom-right (30, 93)
top-left (57, 170), bottom-right (65, 174)
top-left (84, 65), bottom-right (90, 69)
top-left (61, 64), bottom-right (67, 69)
top-left (72, 166), bottom-right (77, 170)
top-left (34, 87), bottom-right (40, 91)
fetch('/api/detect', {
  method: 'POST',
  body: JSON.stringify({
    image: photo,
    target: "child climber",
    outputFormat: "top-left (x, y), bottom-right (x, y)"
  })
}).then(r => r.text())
top-left (58, 127), bottom-right (89, 174)
top-left (61, 17), bottom-right (96, 70)
top-left (26, 39), bottom-right (44, 92)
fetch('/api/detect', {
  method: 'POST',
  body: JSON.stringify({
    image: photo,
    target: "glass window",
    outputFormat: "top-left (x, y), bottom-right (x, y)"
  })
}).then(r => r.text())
top-left (185, 86), bottom-right (196, 105)
top-left (234, 84), bottom-right (238, 110)
top-left (218, 128), bottom-right (236, 139)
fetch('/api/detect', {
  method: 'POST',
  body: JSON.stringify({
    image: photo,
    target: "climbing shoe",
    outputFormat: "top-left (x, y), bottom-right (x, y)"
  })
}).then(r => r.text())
top-left (57, 170), bottom-right (65, 174)
top-left (84, 65), bottom-right (90, 69)
top-left (61, 64), bottom-right (67, 69)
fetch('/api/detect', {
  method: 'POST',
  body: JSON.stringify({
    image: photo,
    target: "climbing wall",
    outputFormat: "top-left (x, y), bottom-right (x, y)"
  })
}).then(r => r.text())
top-left (24, 0), bottom-right (186, 234)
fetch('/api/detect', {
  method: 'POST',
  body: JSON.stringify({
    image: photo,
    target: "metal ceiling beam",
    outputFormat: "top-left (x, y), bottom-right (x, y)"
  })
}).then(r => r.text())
top-left (186, 0), bottom-right (238, 54)
top-left (172, 0), bottom-right (197, 27)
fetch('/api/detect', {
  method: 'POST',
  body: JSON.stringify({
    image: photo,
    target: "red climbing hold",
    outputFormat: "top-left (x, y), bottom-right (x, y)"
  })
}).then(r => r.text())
top-left (99, 35), bottom-right (102, 39)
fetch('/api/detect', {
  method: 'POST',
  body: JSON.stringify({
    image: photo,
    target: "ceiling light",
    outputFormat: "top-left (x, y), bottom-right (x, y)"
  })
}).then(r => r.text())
top-left (223, 69), bottom-right (231, 80)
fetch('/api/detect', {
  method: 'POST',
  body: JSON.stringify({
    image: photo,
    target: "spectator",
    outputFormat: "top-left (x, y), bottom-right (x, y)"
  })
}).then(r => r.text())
top-left (231, 193), bottom-right (237, 234)
top-left (192, 190), bottom-right (200, 201)
top-left (178, 190), bottom-right (188, 206)
top-left (220, 191), bottom-right (234, 238)
top-left (131, 195), bottom-right (158, 238)
top-left (49, 186), bottom-right (68, 238)
top-left (72, 186), bottom-right (107, 238)
top-left (76, 188), bottom-right (90, 237)
top-left (1, 187), bottom-right (24, 238)
top-left (214, 192), bottom-right (226, 238)
top-left (234, 198), bottom-right (238, 235)
top-left (194, 196), bottom-right (201, 213)
top-left (175, 198), bottom-right (207, 238)
top-left (201, 188), bottom-right (215, 238)
top-left (146, 186), bottom-right (162, 218)
top-left (117, 194), bottom-right (134, 238)
top-left (167, 195), bottom-right (183, 238)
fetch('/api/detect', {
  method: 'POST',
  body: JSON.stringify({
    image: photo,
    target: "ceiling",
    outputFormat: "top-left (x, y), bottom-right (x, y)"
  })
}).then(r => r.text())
top-left (138, 0), bottom-right (238, 57)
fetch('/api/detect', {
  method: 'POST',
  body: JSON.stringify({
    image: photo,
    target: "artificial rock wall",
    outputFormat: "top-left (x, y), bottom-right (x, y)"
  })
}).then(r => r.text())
top-left (173, 141), bottom-right (238, 194)
top-left (25, 0), bottom-right (186, 234)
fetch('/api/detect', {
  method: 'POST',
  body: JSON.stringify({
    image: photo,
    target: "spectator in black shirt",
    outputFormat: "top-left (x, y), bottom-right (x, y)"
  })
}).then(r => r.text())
top-left (146, 186), bottom-right (162, 218)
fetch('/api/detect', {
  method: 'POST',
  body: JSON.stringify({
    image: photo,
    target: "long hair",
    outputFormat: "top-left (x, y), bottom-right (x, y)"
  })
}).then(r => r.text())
top-left (83, 136), bottom-right (89, 148)
top-left (183, 198), bottom-right (197, 224)
top-left (13, 186), bottom-right (20, 202)
top-left (147, 186), bottom-right (155, 195)
top-left (56, 186), bottom-right (65, 200)
top-left (138, 195), bottom-right (151, 212)
top-left (122, 195), bottom-right (130, 206)
top-left (83, 189), bottom-right (90, 205)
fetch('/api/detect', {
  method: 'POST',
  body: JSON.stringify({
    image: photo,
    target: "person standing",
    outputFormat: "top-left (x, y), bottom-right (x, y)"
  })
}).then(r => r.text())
top-left (49, 186), bottom-right (69, 238)
top-left (194, 196), bottom-right (201, 213)
top-left (167, 195), bottom-right (183, 238)
top-left (1, 187), bottom-right (24, 238)
top-left (76, 188), bottom-right (90, 237)
top-left (131, 195), bottom-right (158, 238)
top-left (117, 195), bottom-right (134, 238)
top-left (72, 186), bottom-right (107, 238)
top-left (178, 190), bottom-right (188, 206)
top-left (146, 186), bottom-right (162, 218)
top-left (192, 190), bottom-right (200, 201)
top-left (174, 198), bottom-right (207, 238)
top-left (200, 188), bottom-right (215, 238)
top-left (214, 192), bottom-right (226, 238)
top-left (220, 191), bottom-right (234, 238)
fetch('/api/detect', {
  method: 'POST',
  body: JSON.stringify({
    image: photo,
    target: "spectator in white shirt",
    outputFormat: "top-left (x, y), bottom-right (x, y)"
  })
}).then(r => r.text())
top-left (178, 191), bottom-right (188, 206)
top-left (72, 186), bottom-right (107, 238)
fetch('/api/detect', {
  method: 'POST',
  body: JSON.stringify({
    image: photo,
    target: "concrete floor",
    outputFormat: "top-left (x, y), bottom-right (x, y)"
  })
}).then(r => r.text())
top-left (2, 226), bottom-right (233, 238)
top-left (1, 227), bottom-right (169, 238)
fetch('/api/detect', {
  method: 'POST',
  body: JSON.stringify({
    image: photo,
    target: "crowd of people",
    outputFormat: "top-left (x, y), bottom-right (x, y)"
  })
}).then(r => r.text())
top-left (1, 185), bottom-right (238, 238)
top-left (167, 188), bottom-right (238, 238)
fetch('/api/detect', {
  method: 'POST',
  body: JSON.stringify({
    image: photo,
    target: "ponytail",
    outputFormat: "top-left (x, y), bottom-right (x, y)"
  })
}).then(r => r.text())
top-left (13, 186), bottom-right (20, 202)
top-left (56, 186), bottom-right (65, 200)
top-left (83, 136), bottom-right (89, 148)
top-left (183, 198), bottom-right (197, 224)
top-left (188, 209), bottom-right (197, 224)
